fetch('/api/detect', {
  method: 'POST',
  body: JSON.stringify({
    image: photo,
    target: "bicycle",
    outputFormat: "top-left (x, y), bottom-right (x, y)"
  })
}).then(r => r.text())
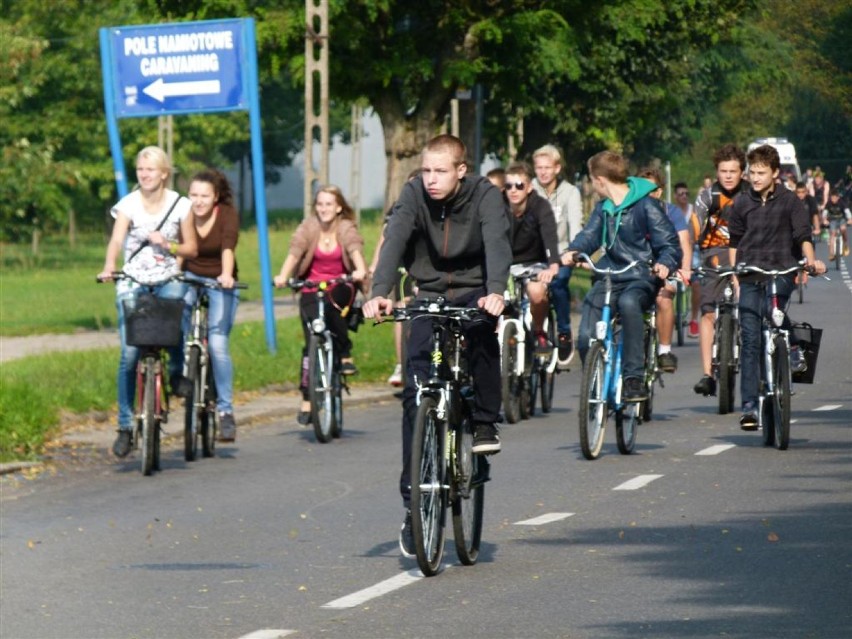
top-left (673, 276), bottom-right (690, 347)
top-left (829, 227), bottom-right (844, 271)
top-left (98, 272), bottom-right (184, 475)
top-left (499, 264), bottom-right (558, 423)
top-left (286, 276), bottom-right (352, 443)
top-left (735, 261), bottom-right (818, 450)
top-left (392, 299), bottom-right (490, 576)
top-left (575, 254), bottom-right (658, 459)
top-left (181, 277), bottom-right (248, 461)
top-left (694, 265), bottom-right (740, 415)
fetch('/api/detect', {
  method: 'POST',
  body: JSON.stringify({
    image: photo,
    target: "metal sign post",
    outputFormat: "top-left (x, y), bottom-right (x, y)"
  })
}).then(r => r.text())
top-left (99, 18), bottom-right (277, 352)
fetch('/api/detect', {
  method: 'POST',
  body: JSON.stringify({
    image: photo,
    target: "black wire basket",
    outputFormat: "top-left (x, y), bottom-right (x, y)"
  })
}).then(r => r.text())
top-left (790, 322), bottom-right (822, 384)
top-left (123, 294), bottom-right (184, 348)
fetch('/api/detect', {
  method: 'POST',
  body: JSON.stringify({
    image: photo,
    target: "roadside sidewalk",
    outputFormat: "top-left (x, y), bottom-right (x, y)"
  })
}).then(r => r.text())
top-left (0, 382), bottom-right (400, 475)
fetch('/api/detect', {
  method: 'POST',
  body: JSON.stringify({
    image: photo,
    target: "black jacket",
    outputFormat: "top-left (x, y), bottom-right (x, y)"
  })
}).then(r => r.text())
top-left (372, 175), bottom-right (512, 300)
top-left (510, 190), bottom-right (560, 266)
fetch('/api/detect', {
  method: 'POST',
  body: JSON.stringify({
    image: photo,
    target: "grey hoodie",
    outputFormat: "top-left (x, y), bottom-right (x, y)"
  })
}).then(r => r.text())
top-left (372, 175), bottom-right (512, 301)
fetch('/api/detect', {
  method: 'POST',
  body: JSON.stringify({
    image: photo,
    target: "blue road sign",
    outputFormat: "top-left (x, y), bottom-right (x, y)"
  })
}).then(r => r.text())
top-left (107, 19), bottom-right (247, 117)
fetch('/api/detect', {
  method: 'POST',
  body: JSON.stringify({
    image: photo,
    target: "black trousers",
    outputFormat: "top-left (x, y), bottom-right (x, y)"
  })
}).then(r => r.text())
top-left (398, 287), bottom-right (500, 506)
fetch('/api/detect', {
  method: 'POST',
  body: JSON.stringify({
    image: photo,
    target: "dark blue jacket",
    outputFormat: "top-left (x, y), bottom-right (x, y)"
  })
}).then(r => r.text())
top-left (568, 177), bottom-right (682, 284)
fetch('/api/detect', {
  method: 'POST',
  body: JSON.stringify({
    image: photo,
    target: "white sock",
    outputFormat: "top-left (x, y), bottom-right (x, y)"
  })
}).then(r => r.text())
top-left (658, 344), bottom-right (672, 355)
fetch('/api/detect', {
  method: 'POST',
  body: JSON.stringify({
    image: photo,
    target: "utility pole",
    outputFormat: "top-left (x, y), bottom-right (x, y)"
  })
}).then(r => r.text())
top-left (304, 0), bottom-right (329, 218)
top-left (158, 115), bottom-right (174, 188)
top-left (350, 103), bottom-right (363, 225)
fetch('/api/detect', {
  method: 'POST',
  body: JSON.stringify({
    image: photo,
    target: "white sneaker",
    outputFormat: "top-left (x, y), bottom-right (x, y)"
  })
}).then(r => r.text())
top-left (387, 364), bottom-right (403, 387)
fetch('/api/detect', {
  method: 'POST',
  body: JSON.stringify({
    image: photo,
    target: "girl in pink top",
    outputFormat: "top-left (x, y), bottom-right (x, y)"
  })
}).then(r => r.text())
top-left (274, 186), bottom-right (368, 425)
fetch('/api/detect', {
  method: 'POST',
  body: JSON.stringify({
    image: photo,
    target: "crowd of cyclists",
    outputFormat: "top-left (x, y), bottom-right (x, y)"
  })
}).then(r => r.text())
top-left (99, 138), bottom-right (841, 557)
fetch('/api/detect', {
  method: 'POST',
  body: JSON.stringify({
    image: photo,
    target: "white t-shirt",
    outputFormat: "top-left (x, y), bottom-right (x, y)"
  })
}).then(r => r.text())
top-left (112, 189), bottom-right (191, 289)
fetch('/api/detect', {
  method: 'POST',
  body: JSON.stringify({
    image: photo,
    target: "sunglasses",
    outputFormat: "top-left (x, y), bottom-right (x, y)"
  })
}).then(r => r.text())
top-left (504, 181), bottom-right (527, 191)
top-left (676, 191), bottom-right (689, 196)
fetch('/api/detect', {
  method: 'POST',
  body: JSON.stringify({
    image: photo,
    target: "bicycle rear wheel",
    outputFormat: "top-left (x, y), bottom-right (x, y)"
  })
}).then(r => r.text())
top-left (411, 395), bottom-right (447, 576)
top-left (540, 309), bottom-right (557, 413)
top-left (717, 312), bottom-right (736, 415)
top-left (772, 336), bottom-right (791, 450)
top-left (140, 358), bottom-right (157, 476)
top-left (201, 364), bottom-right (217, 457)
top-left (331, 369), bottom-right (343, 439)
top-left (451, 416), bottom-right (484, 566)
top-left (641, 322), bottom-right (657, 423)
top-left (579, 341), bottom-right (608, 460)
top-left (184, 345), bottom-right (201, 462)
top-left (528, 358), bottom-right (539, 417)
top-left (500, 322), bottom-right (521, 424)
top-left (308, 334), bottom-right (334, 443)
top-left (835, 236), bottom-right (842, 271)
top-left (615, 403), bottom-right (639, 454)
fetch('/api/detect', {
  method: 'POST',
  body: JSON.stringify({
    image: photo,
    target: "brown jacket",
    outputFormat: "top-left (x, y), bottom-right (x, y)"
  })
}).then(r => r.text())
top-left (289, 217), bottom-right (364, 278)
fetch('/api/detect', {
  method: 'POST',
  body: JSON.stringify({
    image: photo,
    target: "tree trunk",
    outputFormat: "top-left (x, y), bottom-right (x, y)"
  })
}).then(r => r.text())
top-left (68, 208), bottom-right (77, 248)
top-left (31, 228), bottom-right (41, 256)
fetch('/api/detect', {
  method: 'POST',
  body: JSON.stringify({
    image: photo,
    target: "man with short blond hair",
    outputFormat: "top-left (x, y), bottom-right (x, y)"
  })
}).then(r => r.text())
top-left (532, 144), bottom-right (583, 366)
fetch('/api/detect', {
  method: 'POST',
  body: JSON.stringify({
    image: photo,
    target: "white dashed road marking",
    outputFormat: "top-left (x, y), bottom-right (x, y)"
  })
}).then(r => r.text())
top-left (514, 512), bottom-right (576, 526)
top-left (813, 404), bottom-right (842, 411)
top-left (613, 474), bottom-right (664, 490)
top-left (237, 630), bottom-right (296, 639)
top-left (322, 569), bottom-right (423, 609)
top-left (695, 443), bottom-right (737, 456)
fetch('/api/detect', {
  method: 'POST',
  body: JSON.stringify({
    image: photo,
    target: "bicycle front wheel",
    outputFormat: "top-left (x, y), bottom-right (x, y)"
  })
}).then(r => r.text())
top-left (500, 322), bottom-right (521, 424)
top-left (184, 345), bottom-right (201, 462)
top-left (411, 395), bottom-right (447, 576)
top-left (579, 341), bottom-right (608, 460)
top-left (308, 334), bottom-right (334, 443)
top-left (140, 358), bottom-right (157, 476)
top-left (641, 322), bottom-right (657, 423)
top-left (772, 336), bottom-right (791, 450)
top-left (717, 312), bottom-right (736, 415)
top-left (675, 282), bottom-right (685, 347)
top-left (451, 417), bottom-right (484, 566)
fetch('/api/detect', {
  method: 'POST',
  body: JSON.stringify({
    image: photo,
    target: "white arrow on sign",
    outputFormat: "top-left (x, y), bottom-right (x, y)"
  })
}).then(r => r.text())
top-left (142, 78), bottom-right (221, 103)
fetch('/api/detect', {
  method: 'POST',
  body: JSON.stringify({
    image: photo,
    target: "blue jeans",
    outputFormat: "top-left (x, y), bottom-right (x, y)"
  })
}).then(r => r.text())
top-left (183, 274), bottom-right (240, 414)
top-left (116, 281), bottom-right (187, 430)
top-left (578, 279), bottom-right (656, 379)
top-left (550, 265), bottom-right (573, 335)
top-left (738, 276), bottom-right (796, 410)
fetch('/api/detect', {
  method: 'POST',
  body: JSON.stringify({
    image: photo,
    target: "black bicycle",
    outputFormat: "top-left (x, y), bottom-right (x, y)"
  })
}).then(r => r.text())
top-left (181, 277), bottom-right (247, 461)
top-left (393, 299), bottom-right (490, 576)
top-left (695, 265), bottom-right (740, 414)
top-left (287, 276), bottom-right (351, 443)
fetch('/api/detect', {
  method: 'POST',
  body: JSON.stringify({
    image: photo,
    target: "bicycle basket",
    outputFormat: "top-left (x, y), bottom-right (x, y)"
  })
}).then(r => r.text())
top-left (791, 322), bottom-right (822, 384)
top-left (123, 294), bottom-right (184, 348)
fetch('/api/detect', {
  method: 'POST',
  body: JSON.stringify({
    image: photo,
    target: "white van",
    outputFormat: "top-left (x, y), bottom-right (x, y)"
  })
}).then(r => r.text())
top-left (747, 137), bottom-right (801, 181)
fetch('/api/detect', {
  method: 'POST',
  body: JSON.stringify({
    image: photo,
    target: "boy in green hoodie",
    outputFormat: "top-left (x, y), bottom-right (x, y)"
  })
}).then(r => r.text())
top-left (562, 151), bottom-right (682, 400)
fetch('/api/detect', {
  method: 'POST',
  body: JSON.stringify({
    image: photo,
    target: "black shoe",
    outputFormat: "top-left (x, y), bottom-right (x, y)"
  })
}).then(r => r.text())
top-left (218, 413), bottom-right (236, 442)
top-left (623, 376), bottom-right (647, 402)
top-left (399, 509), bottom-right (415, 558)
top-left (694, 375), bottom-right (716, 396)
top-left (340, 361), bottom-right (359, 376)
top-left (170, 374), bottom-right (192, 398)
top-left (296, 411), bottom-right (311, 427)
top-left (790, 346), bottom-right (807, 374)
top-left (557, 332), bottom-right (575, 368)
top-left (472, 423), bottom-right (501, 455)
top-left (112, 429), bottom-right (133, 458)
top-left (657, 351), bottom-right (678, 373)
top-left (739, 403), bottom-right (758, 431)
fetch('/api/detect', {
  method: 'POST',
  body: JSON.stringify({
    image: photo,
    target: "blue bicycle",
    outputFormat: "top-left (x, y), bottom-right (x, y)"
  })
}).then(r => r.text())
top-left (576, 254), bottom-right (658, 459)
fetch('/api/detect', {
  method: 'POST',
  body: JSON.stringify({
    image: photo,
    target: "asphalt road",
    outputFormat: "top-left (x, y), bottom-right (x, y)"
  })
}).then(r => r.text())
top-left (2, 251), bottom-right (850, 639)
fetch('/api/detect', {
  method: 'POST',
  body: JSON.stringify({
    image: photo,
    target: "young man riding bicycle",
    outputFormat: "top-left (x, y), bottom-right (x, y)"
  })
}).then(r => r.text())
top-left (727, 144), bottom-right (826, 429)
top-left (362, 134), bottom-right (511, 557)
top-left (561, 151), bottom-right (682, 402)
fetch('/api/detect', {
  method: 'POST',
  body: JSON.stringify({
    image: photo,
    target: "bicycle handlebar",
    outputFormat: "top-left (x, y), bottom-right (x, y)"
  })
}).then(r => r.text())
top-left (97, 271), bottom-right (247, 289)
top-left (734, 261), bottom-right (808, 278)
top-left (282, 275), bottom-right (353, 291)
top-left (573, 253), bottom-right (644, 276)
top-left (384, 299), bottom-right (485, 323)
